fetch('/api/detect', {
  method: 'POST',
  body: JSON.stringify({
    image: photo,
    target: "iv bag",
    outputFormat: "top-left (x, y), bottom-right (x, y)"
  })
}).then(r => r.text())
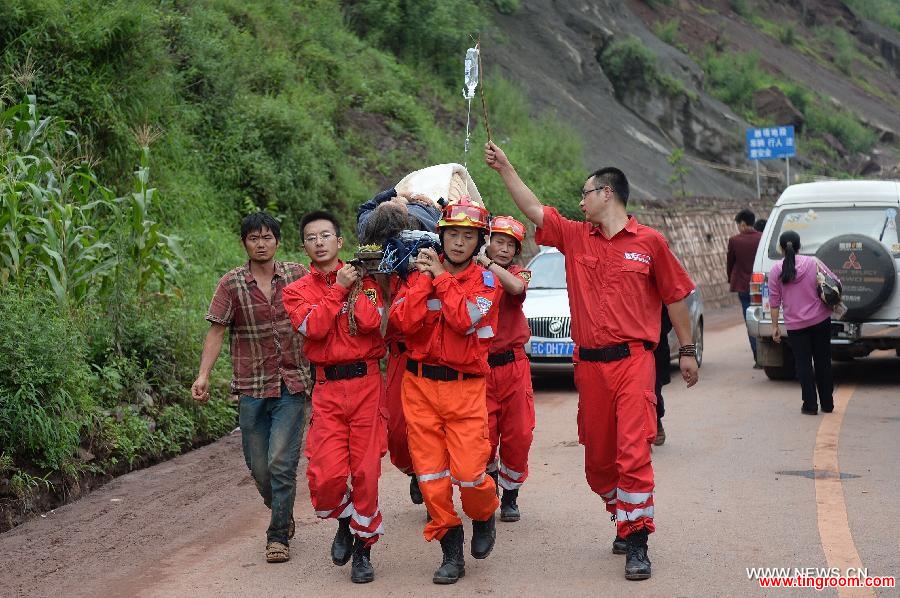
top-left (463, 47), bottom-right (479, 99)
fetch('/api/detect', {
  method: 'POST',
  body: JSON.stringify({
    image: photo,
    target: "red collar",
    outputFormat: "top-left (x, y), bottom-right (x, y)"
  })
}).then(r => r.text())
top-left (589, 215), bottom-right (638, 238)
top-left (311, 260), bottom-right (342, 285)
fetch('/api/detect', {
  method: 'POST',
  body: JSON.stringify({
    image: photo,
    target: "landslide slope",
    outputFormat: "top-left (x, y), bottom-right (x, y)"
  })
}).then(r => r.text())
top-left (487, 0), bottom-right (900, 199)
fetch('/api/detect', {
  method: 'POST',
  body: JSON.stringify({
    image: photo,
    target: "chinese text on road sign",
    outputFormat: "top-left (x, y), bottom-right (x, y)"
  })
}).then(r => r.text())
top-left (746, 126), bottom-right (796, 160)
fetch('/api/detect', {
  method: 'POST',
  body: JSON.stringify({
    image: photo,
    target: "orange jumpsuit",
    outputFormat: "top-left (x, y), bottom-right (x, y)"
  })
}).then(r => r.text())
top-left (283, 263), bottom-right (387, 545)
top-left (486, 264), bottom-right (535, 490)
top-left (388, 259), bottom-right (500, 541)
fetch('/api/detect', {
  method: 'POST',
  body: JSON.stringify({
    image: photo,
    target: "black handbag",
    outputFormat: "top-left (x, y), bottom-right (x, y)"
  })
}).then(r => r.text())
top-left (815, 260), bottom-right (842, 307)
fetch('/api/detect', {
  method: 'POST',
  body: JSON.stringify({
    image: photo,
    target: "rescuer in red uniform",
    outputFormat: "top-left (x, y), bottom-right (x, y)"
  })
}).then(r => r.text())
top-left (388, 198), bottom-right (501, 585)
top-left (382, 275), bottom-right (423, 504)
top-left (486, 142), bottom-right (699, 581)
top-left (283, 210), bottom-right (387, 584)
top-left (473, 216), bottom-right (535, 523)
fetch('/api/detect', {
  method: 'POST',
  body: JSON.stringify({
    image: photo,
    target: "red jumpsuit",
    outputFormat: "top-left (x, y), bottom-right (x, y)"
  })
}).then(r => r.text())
top-left (388, 259), bottom-right (500, 541)
top-left (383, 276), bottom-right (415, 475)
top-left (535, 208), bottom-right (694, 538)
top-left (282, 263), bottom-right (387, 545)
top-left (485, 265), bottom-right (535, 491)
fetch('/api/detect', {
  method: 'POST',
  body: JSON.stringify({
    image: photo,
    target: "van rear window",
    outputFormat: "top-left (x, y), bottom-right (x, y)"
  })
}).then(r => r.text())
top-left (767, 207), bottom-right (899, 257)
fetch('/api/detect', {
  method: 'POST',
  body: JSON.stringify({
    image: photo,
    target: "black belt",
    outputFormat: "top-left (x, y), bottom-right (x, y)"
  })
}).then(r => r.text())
top-left (578, 341), bottom-right (654, 363)
top-left (488, 349), bottom-right (516, 368)
top-left (312, 361), bottom-right (368, 381)
top-left (406, 359), bottom-right (481, 381)
top-left (393, 341), bottom-right (407, 354)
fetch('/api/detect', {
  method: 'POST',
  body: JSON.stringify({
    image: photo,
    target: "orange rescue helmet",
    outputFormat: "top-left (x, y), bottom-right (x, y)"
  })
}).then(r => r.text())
top-left (489, 215), bottom-right (526, 242)
top-left (437, 197), bottom-right (490, 230)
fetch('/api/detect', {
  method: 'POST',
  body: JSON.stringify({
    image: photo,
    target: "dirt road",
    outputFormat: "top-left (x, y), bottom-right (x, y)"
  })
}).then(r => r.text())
top-left (2, 310), bottom-right (898, 597)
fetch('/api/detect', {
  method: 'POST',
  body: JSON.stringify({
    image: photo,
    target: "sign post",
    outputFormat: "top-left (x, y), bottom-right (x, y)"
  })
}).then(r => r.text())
top-left (746, 125), bottom-right (797, 198)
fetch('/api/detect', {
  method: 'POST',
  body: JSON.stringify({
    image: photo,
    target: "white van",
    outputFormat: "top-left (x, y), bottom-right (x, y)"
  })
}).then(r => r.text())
top-left (745, 180), bottom-right (900, 380)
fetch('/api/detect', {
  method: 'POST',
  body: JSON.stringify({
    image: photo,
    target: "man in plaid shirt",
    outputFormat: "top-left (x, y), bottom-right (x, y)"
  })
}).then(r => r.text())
top-left (191, 212), bottom-right (309, 564)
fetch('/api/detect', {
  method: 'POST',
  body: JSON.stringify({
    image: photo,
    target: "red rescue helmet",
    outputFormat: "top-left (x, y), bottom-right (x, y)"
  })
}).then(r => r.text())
top-left (489, 215), bottom-right (526, 242)
top-left (437, 197), bottom-right (490, 230)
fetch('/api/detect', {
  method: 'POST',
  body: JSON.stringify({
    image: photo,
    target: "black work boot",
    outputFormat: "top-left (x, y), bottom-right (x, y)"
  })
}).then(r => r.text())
top-left (500, 488), bottom-right (520, 522)
top-left (624, 529), bottom-right (652, 580)
top-left (409, 474), bottom-right (424, 505)
top-left (471, 514), bottom-right (496, 559)
top-left (350, 537), bottom-right (375, 584)
top-left (331, 517), bottom-right (353, 566)
top-left (433, 525), bottom-right (466, 584)
top-left (612, 535), bottom-right (627, 554)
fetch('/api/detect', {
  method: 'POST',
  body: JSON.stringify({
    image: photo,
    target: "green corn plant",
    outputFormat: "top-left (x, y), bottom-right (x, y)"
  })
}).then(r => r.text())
top-left (117, 145), bottom-right (184, 299)
top-left (2, 94), bottom-right (120, 307)
top-left (34, 191), bottom-right (116, 307)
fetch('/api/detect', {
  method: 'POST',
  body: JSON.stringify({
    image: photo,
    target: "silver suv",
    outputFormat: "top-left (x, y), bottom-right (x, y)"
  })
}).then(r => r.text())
top-left (745, 181), bottom-right (900, 380)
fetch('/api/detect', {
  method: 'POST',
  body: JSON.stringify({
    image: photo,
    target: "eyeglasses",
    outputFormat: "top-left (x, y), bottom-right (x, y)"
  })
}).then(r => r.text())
top-left (581, 186), bottom-right (608, 199)
top-left (303, 232), bottom-right (336, 244)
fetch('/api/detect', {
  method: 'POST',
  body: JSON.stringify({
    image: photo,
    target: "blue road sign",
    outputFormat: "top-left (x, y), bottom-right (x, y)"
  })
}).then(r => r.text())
top-left (746, 125), bottom-right (796, 160)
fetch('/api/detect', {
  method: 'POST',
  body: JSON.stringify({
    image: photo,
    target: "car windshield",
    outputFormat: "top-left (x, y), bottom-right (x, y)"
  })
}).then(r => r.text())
top-left (527, 251), bottom-right (567, 289)
top-left (768, 206), bottom-right (899, 257)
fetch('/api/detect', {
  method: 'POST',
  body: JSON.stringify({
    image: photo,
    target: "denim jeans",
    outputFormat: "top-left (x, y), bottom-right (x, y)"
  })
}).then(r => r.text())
top-left (737, 291), bottom-right (757, 360)
top-left (240, 382), bottom-right (306, 544)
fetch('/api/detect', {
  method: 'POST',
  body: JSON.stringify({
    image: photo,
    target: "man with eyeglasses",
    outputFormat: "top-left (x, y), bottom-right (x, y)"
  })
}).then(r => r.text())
top-left (485, 141), bottom-right (699, 581)
top-left (283, 210), bottom-right (387, 584)
top-left (191, 212), bottom-right (309, 565)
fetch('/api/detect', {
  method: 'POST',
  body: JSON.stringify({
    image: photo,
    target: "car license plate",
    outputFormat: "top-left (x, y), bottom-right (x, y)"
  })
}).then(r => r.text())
top-left (531, 341), bottom-right (574, 357)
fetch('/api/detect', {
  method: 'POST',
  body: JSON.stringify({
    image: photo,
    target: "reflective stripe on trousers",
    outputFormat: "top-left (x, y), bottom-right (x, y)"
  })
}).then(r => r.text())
top-left (574, 350), bottom-right (657, 537)
top-left (401, 370), bottom-right (498, 542)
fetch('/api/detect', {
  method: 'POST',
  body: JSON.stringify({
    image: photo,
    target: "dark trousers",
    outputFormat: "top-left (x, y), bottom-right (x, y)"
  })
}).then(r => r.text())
top-left (786, 318), bottom-right (834, 412)
top-left (654, 379), bottom-right (665, 420)
top-left (737, 291), bottom-right (757, 360)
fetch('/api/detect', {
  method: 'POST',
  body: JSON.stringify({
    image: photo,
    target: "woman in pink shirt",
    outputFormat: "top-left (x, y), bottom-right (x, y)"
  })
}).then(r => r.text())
top-left (768, 231), bottom-right (839, 415)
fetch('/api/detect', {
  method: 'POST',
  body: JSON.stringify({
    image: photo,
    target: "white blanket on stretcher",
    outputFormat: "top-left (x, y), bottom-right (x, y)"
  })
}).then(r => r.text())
top-left (395, 163), bottom-right (484, 208)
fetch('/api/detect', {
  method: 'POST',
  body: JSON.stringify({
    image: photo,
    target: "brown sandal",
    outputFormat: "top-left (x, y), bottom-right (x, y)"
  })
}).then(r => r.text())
top-left (266, 541), bottom-right (290, 563)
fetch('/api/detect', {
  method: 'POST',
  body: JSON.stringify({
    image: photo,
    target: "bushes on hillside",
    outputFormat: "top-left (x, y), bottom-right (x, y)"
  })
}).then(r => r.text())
top-left (0, 92), bottom-right (235, 518)
top-left (342, 0), bottom-right (490, 84)
top-left (0, 290), bottom-right (95, 471)
top-left (598, 35), bottom-right (687, 101)
top-left (0, 0), bottom-right (587, 529)
top-left (699, 48), bottom-right (877, 161)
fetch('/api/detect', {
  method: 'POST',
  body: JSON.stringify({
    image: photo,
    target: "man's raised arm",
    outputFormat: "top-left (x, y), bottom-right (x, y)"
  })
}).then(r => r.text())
top-left (484, 141), bottom-right (544, 228)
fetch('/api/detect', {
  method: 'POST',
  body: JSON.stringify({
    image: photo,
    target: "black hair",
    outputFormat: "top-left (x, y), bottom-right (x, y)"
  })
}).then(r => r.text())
top-left (241, 212), bottom-right (281, 242)
top-left (735, 209), bottom-right (756, 227)
top-left (587, 167), bottom-right (630, 207)
top-left (360, 201), bottom-right (422, 245)
top-left (300, 210), bottom-right (342, 238)
top-left (753, 218), bottom-right (766, 232)
top-left (778, 230), bottom-right (801, 284)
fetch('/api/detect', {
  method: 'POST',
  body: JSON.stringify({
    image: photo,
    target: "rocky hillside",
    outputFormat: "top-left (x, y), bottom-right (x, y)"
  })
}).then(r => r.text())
top-left (486, 0), bottom-right (900, 200)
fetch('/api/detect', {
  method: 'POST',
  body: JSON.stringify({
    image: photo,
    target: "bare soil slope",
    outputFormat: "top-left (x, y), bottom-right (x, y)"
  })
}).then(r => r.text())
top-left (486, 0), bottom-right (900, 199)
